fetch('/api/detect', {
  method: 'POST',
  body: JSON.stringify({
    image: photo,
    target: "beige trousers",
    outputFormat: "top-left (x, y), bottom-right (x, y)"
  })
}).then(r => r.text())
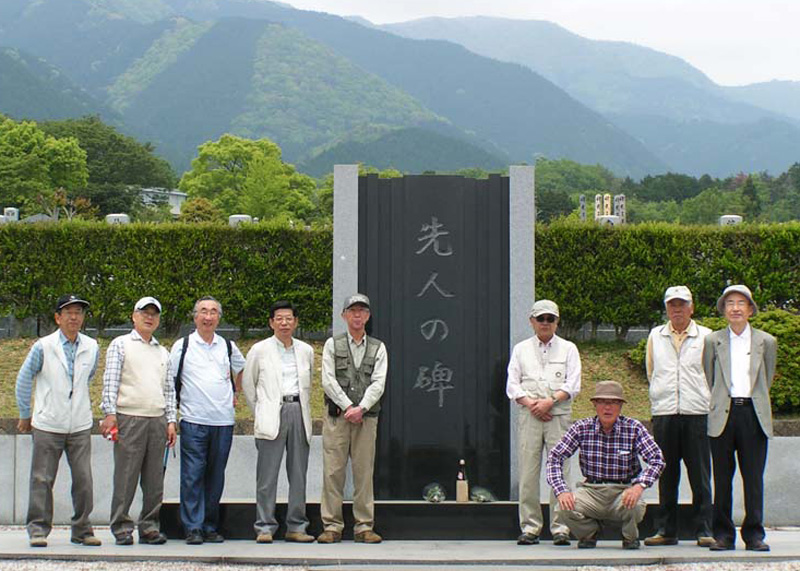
top-left (321, 414), bottom-right (378, 534)
top-left (559, 482), bottom-right (646, 542)
top-left (517, 409), bottom-right (571, 536)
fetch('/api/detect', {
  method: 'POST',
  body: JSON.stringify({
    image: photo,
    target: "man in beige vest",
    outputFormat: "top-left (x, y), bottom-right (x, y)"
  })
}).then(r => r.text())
top-left (100, 297), bottom-right (177, 545)
top-left (15, 294), bottom-right (101, 547)
top-left (317, 294), bottom-right (387, 544)
top-left (507, 299), bottom-right (581, 546)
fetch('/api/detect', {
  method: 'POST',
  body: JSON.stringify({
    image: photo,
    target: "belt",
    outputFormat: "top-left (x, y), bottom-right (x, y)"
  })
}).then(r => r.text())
top-left (585, 478), bottom-right (632, 485)
top-left (282, 395), bottom-right (300, 403)
top-left (731, 397), bottom-right (752, 406)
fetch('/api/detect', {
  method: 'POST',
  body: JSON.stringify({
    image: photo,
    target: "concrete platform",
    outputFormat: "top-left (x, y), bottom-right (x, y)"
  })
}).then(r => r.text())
top-left (0, 526), bottom-right (798, 568)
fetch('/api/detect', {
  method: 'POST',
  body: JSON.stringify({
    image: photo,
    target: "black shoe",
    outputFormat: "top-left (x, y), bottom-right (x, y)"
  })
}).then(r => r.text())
top-left (517, 532), bottom-right (539, 545)
top-left (203, 530), bottom-right (224, 543)
top-left (139, 531), bottom-right (167, 545)
top-left (115, 534), bottom-right (134, 546)
top-left (622, 538), bottom-right (641, 550)
top-left (578, 535), bottom-right (597, 549)
top-left (746, 540), bottom-right (770, 552)
top-left (709, 539), bottom-right (735, 551)
top-left (552, 533), bottom-right (571, 546)
top-left (185, 530), bottom-right (204, 545)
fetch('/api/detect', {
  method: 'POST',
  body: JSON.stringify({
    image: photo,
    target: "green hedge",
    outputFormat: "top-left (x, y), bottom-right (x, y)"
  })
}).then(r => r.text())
top-left (0, 221), bottom-right (332, 334)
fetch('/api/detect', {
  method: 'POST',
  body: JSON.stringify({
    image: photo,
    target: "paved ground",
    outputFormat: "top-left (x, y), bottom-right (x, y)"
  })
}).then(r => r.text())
top-left (1, 527), bottom-right (800, 570)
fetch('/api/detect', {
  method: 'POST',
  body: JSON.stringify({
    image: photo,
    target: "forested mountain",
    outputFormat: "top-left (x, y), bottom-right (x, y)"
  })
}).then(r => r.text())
top-left (0, 0), bottom-right (666, 176)
top-left (383, 16), bottom-right (800, 177)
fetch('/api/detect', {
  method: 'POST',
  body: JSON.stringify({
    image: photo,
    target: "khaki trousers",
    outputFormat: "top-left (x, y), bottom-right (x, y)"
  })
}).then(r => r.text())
top-left (110, 413), bottom-right (167, 538)
top-left (321, 414), bottom-right (378, 534)
top-left (517, 409), bottom-right (570, 536)
top-left (559, 482), bottom-right (646, 542)
top-left (27, 428), bottom-right (94, 539)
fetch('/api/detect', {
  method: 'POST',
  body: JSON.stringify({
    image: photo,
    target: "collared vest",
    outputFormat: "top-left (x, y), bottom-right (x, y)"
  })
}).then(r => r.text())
top-left (116, 336), bottom-right (169, 417)
top-left (648, 321), bottom-right (712, 416)
top-left (33, 330), bottom-right (98, 434)
top-left (517, 336), bottom-right (572, 415)
top-left (333, 333), bottom-right (382, 415)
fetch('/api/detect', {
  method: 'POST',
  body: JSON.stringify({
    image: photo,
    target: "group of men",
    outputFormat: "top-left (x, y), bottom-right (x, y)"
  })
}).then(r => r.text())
top-left (509, 284), bottom-right (776, 551)
top-left (15, 282), bottom-right (777, 551)
top-left (15, 293), bottom-right (386, 547)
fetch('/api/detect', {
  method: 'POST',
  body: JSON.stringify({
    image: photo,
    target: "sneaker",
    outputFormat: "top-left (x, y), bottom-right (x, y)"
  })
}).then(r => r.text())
top-left (115, 534), bottom-right (134, 546)
top-left (354, 530), bottom-right (382, 543)
top-left (185, 530), bottom-right (204, 545)
top-left (622, 538), bottom-right (641, 550)
top-left (139, 530), bottom-right (167, 545)
top-left (552, 533), bottom-right (571, 546)
top-left (644, 533), bottom-right (678, 546)
top-left (203, 531), bottom-right (224, 543)
top-left (71, 535), bottom-right (102, 546)
top-left (316, 530), bottom-right (342, 544)
top-left (29, 536), bottom-right (47, 548)
top-left (516, 532), bottom-right (540, 545)
top-left (285, 531), bottom-right (315, 543)
top-left (256, 532), bottom-right (273, 544)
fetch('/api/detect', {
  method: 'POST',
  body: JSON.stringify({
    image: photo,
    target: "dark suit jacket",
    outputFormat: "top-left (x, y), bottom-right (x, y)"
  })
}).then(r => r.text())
top-left (703, 326), bottom-right (777, 438)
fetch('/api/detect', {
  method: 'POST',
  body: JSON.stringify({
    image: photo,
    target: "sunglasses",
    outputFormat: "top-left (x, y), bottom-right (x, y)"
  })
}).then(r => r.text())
top-left (535, 315), bottom-right (557, 323)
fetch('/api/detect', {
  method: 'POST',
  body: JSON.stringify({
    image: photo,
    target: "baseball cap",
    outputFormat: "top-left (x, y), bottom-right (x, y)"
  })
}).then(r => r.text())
top-left (529, 299), bottom-right (559, 318)
top-left (343, 293), bottom-right (370, 311)
top-left (664, 285), bottom-right (693, 304)
top-left (55, 294), bottom-right (89, 312)
top-left (134, 296), bottom-right (162, 312)
top-left (716, 284), bottom-right (758, 315)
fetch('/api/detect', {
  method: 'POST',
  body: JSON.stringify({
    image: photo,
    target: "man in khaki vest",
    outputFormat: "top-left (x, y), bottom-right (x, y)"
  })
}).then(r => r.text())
top-left (100, 297), bottom-right (177, 545)
top-left (317, 294), bottom-right (388, 544)
top-left (507, 299), bottom-right (581, 546)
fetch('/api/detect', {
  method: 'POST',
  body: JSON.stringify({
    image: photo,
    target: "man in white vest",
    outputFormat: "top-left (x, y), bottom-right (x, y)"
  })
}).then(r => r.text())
top-left (15, 294), bottom-right (101, 547)
top-left (644, 286), bottom-right (714, 547)
top-left (506, 299), bottom-right (581, 546)
top-left (100, 296), bottom-right (176, 545)
top-left (242, 300), bottom-right (315, 544)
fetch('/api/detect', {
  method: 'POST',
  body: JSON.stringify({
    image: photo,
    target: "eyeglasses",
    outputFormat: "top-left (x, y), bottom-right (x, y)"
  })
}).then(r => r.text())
top-left (593, 399), bottom-right (622, 406)
top-left (535, 315), bottom-right (556, 323)
top-left (725, 299), bottom-right (749, 308)
top-left (137, 310), bottom-right (160, 318)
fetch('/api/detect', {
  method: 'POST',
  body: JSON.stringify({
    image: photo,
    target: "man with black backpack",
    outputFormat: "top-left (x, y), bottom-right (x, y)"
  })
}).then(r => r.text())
top-left (168, 296), bottom-right (245, 545)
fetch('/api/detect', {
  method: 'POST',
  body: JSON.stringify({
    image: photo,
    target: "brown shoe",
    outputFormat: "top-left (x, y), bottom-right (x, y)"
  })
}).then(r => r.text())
top-left (354, 530), bottom-right (383, 544)
top-left (316, 530), bottom-right (342, 544)
top-left (71, 534), bottom-right (102, 546)
top-left (256, 532), bottom-right (273, 544)
top-left (29, 536), bottom-right (47, 548)
top-left (697, 536), bottom-right (715, 547)
top-left (644, 533), bottom-right (678, 546)
top-left (285, 531), bottom-right (315, 543)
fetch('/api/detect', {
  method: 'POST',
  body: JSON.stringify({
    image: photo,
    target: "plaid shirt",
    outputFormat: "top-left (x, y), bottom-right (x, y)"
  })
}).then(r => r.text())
top-left (101, 329), bottom-right (176, 422)
top-left (546, 415), bottom-right (664, 496)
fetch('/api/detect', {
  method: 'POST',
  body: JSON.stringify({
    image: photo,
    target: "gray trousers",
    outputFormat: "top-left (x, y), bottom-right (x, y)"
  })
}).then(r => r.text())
top-left (559, 483), bottom-right (647, 542)
top-left (110, 413), bottom-right (167, 538)
top-left (27, 428), bottom-right (94, 539)
top-left (254, 402), bottom-right (310, 536)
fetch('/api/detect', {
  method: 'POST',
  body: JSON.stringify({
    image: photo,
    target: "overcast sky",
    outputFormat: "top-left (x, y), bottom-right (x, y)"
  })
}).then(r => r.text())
top-left (285, 0), bottom-right (799, 86)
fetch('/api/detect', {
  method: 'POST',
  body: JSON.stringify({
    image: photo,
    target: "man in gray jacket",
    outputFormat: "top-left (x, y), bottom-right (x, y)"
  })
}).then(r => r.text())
top-left (704, 285), bottom-right (777, 552)
top-left (15, 294), bottom-right (101, 547)
top-left (644, 286), bottom-right (714, 547)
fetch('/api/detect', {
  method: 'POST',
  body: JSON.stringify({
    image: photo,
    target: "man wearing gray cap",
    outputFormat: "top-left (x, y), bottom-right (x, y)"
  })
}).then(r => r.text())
top-left (506, 299), bottom-right (581, 546)
top-left (318, 294), bottom-right (388, 544)
top-left (704, 285), bottom-right (776, 552)
top-left (644, 286), bottom-right (713, 547)
top-left (15, 295), bottom-right (100, 547)
top-left (100, 296), bottom-right (176, 546)
top-left (547, 381), bottom-right (664, 550)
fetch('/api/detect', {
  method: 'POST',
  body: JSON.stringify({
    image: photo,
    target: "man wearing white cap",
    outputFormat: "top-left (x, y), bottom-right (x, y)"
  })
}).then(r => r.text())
top-left (317, 293), bottom-right (387, 544)
top-left (644, 286), bottom-right (713, 547)
top-left (507, 299), bottom-right (581, 546)
top-left (703, 285), bottom-right (776, 552)
top-left (100, 296), bottom-right (176, 546)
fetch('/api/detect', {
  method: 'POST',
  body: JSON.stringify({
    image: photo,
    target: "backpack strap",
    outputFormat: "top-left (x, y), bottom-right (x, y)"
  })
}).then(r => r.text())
top-left (226, 337), bottom-right (236, 394)
top-left (173, 335), bottom-right (190, 406)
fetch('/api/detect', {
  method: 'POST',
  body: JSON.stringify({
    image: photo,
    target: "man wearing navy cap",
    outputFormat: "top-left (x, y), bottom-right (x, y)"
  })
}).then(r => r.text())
top-left (16, 294), bottom-right (100, 547)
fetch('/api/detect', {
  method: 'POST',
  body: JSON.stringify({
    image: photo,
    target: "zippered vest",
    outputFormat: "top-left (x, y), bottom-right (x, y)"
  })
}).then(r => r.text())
top-left (518, 335), bottom-right (572, 416)
top-left (333, 333), bottom-right (382, 416)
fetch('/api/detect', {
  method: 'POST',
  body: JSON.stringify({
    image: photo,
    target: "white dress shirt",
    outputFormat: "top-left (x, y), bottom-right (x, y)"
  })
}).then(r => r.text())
top-left (729, 324), bottom-right (752, 398)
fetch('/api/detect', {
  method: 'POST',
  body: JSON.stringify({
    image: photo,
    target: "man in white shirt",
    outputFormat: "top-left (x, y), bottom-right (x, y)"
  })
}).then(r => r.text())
top-left (317, 294), bottom-right (388, 544)
top-left (506, 299), bottom-right (581, 546)
top-left (242, 300), bottom-right (315, 544)
top-left (169, 296), bottom-right (245, 545)
top-left (704, 285), bottom-right (777, 552)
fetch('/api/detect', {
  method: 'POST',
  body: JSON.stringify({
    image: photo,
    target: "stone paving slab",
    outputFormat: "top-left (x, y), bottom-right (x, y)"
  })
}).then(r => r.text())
top-left (0, 527), bottom-right (798, 568)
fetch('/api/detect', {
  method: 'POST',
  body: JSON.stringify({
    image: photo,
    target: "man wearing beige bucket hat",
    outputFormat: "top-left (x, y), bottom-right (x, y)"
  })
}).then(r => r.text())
top-left (703, 285), bottom-right (777, 552)
top-left (546, 381), bottom-right (664, 549)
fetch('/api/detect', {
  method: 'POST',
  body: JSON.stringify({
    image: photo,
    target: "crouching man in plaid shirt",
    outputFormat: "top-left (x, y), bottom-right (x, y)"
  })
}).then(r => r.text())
top-left (546, 381), bottom-right (664, 550)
